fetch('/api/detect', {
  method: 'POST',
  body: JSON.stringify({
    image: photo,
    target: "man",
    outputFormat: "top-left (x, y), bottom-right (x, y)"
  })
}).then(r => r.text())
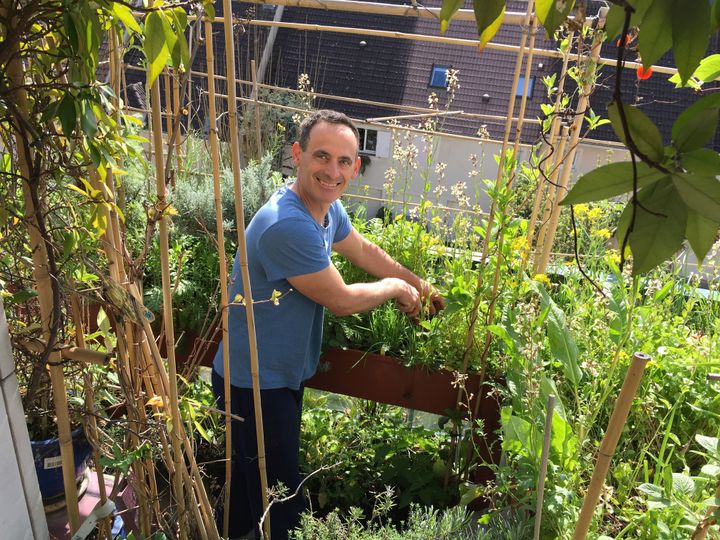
top-left (212, 110), bottom-right (444, 539)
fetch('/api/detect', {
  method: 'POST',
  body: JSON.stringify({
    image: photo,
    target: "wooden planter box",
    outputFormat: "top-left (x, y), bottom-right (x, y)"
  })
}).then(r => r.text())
top-left (306, 347), bottom-right (501, 494)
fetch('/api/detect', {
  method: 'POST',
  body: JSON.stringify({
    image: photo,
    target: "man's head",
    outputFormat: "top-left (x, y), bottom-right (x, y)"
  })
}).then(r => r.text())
top-left (297, 110), bottom-right (359, 153)
top-left (290, 110), bottom-right (361, 216)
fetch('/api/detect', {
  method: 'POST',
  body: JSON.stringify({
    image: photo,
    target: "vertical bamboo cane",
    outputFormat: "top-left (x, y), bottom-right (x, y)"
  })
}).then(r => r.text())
top-left (521, 31), bottom-right (575, 275)
top-left (535, 15), bottom-right (606, 274)
top-left (6, 38), bottom-right (81, 531)
top-left (221, 2), bottom-right (272, 537)
top-left (70, 294), bottom-right (113, 540)
top-left (511, 16), bottom-right (538, 158)
top-left (251, 59), bottom-right (263, 159)
top-left (533, 394), bottom-right (555, 540)
top-left (150, 77), bottom-right (188, 540)
top-left (572, 352), bottom-right (650, 540)
top-left (204, 17), bottom-right (235, 539)
top-left (173, 73), bottom-right (184, 176)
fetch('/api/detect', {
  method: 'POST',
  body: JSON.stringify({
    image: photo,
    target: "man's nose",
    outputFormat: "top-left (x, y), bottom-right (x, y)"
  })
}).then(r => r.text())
top-left (324, 160), bottom-right (340, 178)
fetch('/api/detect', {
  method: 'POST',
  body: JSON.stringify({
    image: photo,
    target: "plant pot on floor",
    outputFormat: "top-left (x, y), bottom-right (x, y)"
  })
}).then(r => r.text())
top-left (31, 425), bottom-right (92, 503)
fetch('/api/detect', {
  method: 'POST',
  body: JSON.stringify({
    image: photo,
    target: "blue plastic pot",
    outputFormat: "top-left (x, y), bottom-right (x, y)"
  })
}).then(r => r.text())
top-left (31, 426), bottom-right (92, 502)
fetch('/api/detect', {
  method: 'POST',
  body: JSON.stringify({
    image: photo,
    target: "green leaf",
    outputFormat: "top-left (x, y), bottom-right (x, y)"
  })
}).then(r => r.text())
top-left (112, 2), bottom-right (141, 34)
top-left (672, 0), bottom-right (712, 84)
top-left (696, 434), bottom-right (720, 459)
top-left (616, 178), bottom-right (688, 275)
top-left (549, 411), bottom-right (578, 470)
top-left (682, 148), bottom-right (720, 175)
top-left (605, 0), bottom-right (654, 41)
top-left (534, 283), bottom-right (582, 386)
top-left (671, 473), bottom-right (695, 498)
top-left (690, 54), bottom-right (720, 83)
top-left (638, 482), bottom-right (664, 499)
top-left (57, 93), bottom-right (76, 137)
top-left (561, 161), bottom-right (665, 205)
top-left (170, 8), bottom-right (190, 69)
top-left (144, 11), bottom-right (170, 88)
top-left (540, 375), bottom-right (567, 421)
top-left (439, 0), bottom-right (464, 33)
top-left (672, 173), bottom-right (720, 221)
top-left (686, 211), bottom-right (718, 263)
top-left (672, 93), bottom-right (720, 151)
top-left (608, 101), bottom-right (665, 162)
top-left (637, 0), bottom-right (672, 68)
top-left (536, 0), bottom-right (576, 39)
top-left (80, 100), bottom-right (97, 137)
top-left (472, 0), bottom-right (505, 50)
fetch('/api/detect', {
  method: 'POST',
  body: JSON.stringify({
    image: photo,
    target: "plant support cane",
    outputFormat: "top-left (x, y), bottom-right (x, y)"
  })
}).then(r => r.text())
top-left (572, 352), bottom-right (650, 540)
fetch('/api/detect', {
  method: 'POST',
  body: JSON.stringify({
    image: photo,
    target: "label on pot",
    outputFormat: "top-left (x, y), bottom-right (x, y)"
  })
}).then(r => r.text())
top-left (44, 456), bottom-right (63, 469)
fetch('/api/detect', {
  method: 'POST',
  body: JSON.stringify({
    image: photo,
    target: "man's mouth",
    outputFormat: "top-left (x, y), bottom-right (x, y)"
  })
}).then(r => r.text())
top-left (316, 176), bottom-right (341, 189)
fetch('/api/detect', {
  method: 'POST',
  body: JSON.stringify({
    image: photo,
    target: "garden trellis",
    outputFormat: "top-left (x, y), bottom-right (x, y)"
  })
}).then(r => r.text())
top-left (2, 0), bottom-right (718, 538)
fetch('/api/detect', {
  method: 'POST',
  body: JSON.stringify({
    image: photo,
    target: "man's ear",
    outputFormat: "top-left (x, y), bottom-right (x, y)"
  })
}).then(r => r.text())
top-left (291, 141), bottom-right (302, 165)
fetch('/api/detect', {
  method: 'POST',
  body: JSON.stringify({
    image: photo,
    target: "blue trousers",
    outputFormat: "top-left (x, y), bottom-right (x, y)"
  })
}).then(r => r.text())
top-left (212, 370), bottom-right (306, 540)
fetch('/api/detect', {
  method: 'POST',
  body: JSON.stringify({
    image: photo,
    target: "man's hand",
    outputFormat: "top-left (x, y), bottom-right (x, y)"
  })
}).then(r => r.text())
top-left (385, 277), bottom-right (421, 317)
top-left (419, 280), bottom-right (446, 317)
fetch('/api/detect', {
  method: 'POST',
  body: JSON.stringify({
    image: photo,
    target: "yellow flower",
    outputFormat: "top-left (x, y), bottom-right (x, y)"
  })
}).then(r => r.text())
top-left (574, 203), bottom-right (589, 217)
top-left (586, 208), bottom-right (603, 220)
top-left (594, 228), bottom-right (612, 239)
top-left (431, 216), bottom-right (442, 225)
top-left (606, 250), bottom-right (621, 265)
top-left (511, 236), bottom-right (529, 253)
top-left (533, 273), bottom-right (552, 287)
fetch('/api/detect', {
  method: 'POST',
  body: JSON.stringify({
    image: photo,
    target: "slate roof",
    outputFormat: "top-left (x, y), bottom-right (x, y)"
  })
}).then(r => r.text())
top-left (198, 0), bottom-right (720, 148)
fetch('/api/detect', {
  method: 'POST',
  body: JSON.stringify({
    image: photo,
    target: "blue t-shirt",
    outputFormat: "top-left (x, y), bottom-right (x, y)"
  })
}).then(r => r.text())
top-left (212, 185), bottom-right (351, 389)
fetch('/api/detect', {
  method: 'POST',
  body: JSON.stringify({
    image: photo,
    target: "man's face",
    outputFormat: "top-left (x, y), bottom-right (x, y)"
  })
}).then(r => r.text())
top-left (291, 121), bottom-right (360, 208)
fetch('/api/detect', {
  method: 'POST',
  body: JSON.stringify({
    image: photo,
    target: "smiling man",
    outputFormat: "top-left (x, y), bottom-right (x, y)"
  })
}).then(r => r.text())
top-left (212, 109), bottom-right (444, 540)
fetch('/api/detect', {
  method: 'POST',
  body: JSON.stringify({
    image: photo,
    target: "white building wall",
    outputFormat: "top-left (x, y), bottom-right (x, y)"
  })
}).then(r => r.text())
top-left (0, 298), bottom-right (49, 540)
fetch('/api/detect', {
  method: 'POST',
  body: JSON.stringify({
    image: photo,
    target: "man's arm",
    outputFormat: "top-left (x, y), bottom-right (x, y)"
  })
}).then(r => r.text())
top-left (332, 228), bottom-right (445, 315)
top-left (287, 264), bottom-right (420, 317)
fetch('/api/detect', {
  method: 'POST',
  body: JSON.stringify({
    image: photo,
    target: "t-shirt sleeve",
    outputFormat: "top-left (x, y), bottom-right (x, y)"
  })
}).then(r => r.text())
top-left (257, 218), bottom-right (330, 280)
top-left (332, 201), bottom-right (352, 243)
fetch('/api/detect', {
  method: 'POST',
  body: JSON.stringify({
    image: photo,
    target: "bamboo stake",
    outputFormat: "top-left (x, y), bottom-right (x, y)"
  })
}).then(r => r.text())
top-left (534, 394), bottom-right (555, 540)
top-left (204, 17), bottom-right (234, 539)
top-left (521, 31), bottom-right (575, 274)
top-left (222, 1), bottom-right (271, 536)
top-left (70, 294), bottom-right (113, 540)
top-left (511, 16), bottom-right (538, 157)
top-left (150, 76), bottom-right (188, 540)
top-left (173, 72), bottom-right (184, 177)
top-left (572, 352), bottom-right (650, 540)
top-left (535, 17), bottom-right (606, 275)
top-left (6, 37), bottom-right (81, 531)
top-left (251, 60), bottom-right (264, 159)
top-left (532, 125), bottom-right (570, 273)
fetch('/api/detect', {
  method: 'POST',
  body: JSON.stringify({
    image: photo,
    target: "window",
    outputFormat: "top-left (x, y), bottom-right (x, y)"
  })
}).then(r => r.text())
top-left (357, 128), bottom-right (378, 155)
top-left (429, 65), bottom-right (450, 89)
top-left (516, 75), bottom-right (535, 99)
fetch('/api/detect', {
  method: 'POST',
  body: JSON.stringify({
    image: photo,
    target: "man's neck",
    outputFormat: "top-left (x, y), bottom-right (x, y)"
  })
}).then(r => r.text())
top-left (289, 182), bottom-right (330, 225)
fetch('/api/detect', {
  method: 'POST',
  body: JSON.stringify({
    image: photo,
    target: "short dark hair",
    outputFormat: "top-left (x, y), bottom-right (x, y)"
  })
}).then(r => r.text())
top-left (298, 110), bottom-right (359, 151)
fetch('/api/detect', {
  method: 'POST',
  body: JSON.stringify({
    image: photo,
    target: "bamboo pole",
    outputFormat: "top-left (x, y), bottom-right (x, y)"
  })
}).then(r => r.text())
top-left (221, 1), bottom-right (271, 536)
top-left (6, 36), bottom-right (81, 531)
top-left (532, 125), bottom-right (570, 273)
top-left (511, 16), bottom-right (538, 157)
top-left (521, 31), bottom-right (575, 274)
top-left (534, 394), bottom-right (555, 540)
top-left (173, 72), bottom-right (184, 177)
top-left (204, 16), bottom-right (234, 539)
top-left (70, 294), bottom-right (113, 540)
top-left (150, 76), bottom-right (188, 539)
top-left (573, 352), bottom-right (650, 540)
top-left (251, 59), bottom-right (263, 159)
top-left (535, 18), bottom-right (606, 275)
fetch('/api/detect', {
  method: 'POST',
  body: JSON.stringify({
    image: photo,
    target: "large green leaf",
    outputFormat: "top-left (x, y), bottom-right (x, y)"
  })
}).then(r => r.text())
top-left (682, 148), bottom-right (720, 175)
top-left (540, 375), bottom-right (567, 421)
top-left (144, 11), bottom-right (170, 88)
top-left (669, 54), bottom-right (720, 88)
top-left (472, 0), bottom-right (505, 50)
top-left (608, 101), bottom-right (665, 163)
top-left (57, 93), bottom-right (77, 137)
top-left (170, 8), bottom-right (190, 70)
top-left (604, 0), bottom-right (653, 41)
top-left (536, 0), bottom-right (576, 39)
top-left (672, 173), bottom-right (720, 221)
top-left (672, 93), bottom-right (720, 152)
top-left (439, 0), bottom-right (465, 34)
top-left (616, 179), bottom-right (688, 275)
top-left (672, 0), bottom-right (712, 84)
top-left (534, 283), bottom-right (582, 387)
top-left (112, 2), bottom-right (141, 33)
top-left (637, 0), bottom-right (673, 68)
top-left (686, 210), bottom-right (719, 262)
top-left (550, 411), bottom-right (578, 471)
top-left (561, 161), bottom-right (665, 205)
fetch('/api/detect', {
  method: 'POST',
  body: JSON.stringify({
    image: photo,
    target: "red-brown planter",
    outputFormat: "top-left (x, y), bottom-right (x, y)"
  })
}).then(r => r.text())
top-left (306, 347), bottom-right (501, 499)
